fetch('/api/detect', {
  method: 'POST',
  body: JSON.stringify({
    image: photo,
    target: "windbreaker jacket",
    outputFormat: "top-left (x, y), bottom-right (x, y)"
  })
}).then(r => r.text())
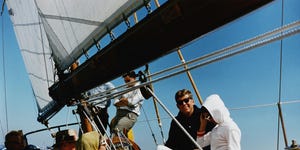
top-left (197, 94), bottom-right (241, 150)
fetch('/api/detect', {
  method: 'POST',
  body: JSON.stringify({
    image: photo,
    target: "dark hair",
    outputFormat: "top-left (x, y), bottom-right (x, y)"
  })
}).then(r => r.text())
top-left (122, 70), bottom-right (136, 78)
top-left (5, 130), bottom-right (26, 148)
top-left (5, 130), bottom-right (24, 142)
top-left (24, 144), bottom-right (40, 150)
top-left (175, 89), bottom-right (193, 101)
top-left (199, 106), bottom-right (209, 113)
top-left (54, 129), bottom-right (77, 147)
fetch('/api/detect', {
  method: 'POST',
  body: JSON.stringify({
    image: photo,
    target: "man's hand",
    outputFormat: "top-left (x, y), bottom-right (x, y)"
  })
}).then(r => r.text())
top-left (115, 97), bottom-right (129, 107)
top-left (199, 113), bottom-right (208, 132)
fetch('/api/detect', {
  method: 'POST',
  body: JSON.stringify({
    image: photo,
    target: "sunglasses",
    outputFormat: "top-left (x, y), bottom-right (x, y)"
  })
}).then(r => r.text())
top-left (205, 115), bottom-right (211, 120)
top-left (176, 98), bottom-right (190, 105)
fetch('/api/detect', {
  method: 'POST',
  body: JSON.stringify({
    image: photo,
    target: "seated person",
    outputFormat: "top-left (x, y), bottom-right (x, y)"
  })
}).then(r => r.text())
top-left (5, 130), bottom-right (26, 150)
top-left (197, 94), bottom-right (241, 150)
top-left (53, 129), bottom-right (77, 150)
top-left (163, 89), bottom-right (214, 150)
top-left (54, 129), bottom-right (106, 150)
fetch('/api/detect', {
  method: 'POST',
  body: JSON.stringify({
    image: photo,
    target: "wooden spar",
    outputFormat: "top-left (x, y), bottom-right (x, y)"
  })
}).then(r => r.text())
top-left (176, 49), bottom-right (203, 105)
top-left (278, 102), bottom-right (288, 147)
top-left (154, 0), bottom-right (160, 8)
top-left (278, 1), bottom-right (288, 147)
top-left (48, 0), bottom-right (274, 110)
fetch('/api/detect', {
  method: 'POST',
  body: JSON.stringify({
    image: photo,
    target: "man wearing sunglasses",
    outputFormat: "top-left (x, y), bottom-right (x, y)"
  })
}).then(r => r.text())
top-left (163, 89), bottom-right (214, 150)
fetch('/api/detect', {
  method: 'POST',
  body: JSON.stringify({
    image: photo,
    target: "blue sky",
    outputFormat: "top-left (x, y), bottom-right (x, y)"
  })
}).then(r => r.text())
top-left (1, 0), bottom-right (300, 150)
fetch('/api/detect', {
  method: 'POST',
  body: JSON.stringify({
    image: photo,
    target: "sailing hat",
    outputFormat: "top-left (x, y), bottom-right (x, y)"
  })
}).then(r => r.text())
top-left (54, 129), bottom-right (78, 146)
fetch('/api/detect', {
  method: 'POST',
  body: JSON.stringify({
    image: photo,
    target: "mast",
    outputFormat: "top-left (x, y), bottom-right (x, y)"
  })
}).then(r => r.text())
top-left (176, 49), bottom-right (204, 105)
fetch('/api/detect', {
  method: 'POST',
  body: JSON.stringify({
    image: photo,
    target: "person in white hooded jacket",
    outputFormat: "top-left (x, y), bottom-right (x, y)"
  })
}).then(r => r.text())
top-left (197, 94), bottom-right (241, 150)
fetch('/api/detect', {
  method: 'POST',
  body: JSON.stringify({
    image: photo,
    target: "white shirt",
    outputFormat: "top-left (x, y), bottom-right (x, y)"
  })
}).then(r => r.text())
top-left (114, 82), bottom-right (145, 115)
top-left (87, 82), bottom-right (115, 108)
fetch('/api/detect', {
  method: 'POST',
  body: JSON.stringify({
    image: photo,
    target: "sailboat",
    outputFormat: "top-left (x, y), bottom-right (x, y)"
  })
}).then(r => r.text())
top-left (1, 0), bottom-right (300, 149)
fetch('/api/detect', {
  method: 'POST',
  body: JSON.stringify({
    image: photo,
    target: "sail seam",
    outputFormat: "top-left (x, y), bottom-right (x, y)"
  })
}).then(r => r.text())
top-left (13, 22), bottom-right (41, 27)
top-left (20, 49), bottom-right (51, 55)
top-left (41, 14), bottom-right (104, 26)
top-left (28, 73), bottom-right (55, 83)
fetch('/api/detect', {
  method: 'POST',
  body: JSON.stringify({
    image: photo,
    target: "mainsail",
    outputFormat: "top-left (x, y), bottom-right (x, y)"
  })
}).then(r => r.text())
top-left (5, 0), bottom-right (149, 123)
top-left (6, 0), bottom-right (56, 116)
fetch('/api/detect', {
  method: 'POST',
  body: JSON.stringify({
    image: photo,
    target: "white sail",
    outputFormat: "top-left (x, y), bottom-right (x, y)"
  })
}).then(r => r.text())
top-left (35, 0), bottom-right (149, 71)
top-left (6, 0), bottom-right (55, 113)
top-left (5, 0), bottom-right (149, 120)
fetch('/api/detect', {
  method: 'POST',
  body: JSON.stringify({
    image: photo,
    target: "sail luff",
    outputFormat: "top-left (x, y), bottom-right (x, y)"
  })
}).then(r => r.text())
top-left (6, 0), bottom-right (58, 120)
top-left (7, 1), bottom-right (54, 108)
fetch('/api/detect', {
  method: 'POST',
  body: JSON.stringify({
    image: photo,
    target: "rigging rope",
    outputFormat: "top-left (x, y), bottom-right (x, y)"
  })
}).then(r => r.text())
top-left (66, 107), bottom-right (71, 129)
top-left (38, 14), bottom-right (52, 89)
top-left (135, 99), bottom-right (300, 123)
top-left (229, 100), bottom-right (300, 111)
top-left (0, 120), bottom-right (4, 143)
top-left (141, 105), bottom-right (158, 145)
top-left (277, 0), bottom-right (288, 148)
top-left (143, 66), bottom-right (166, 144)
top-left (1, 6), bottom-right (8, 134)
top-left (0, 0), bottom-right (5, 16)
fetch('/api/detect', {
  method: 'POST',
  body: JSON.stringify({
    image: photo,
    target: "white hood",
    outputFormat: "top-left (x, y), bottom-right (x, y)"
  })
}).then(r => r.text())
top-left (203, 94), bottom-right (230, 124)
top-left (198, 94), bottom-right (241, 150)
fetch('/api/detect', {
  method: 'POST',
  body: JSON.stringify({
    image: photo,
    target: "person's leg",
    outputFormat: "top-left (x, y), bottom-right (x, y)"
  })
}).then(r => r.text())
top-left (114, 112), bottom-right (137, 132)
top-left (95, 108), bottom-right (109, 135)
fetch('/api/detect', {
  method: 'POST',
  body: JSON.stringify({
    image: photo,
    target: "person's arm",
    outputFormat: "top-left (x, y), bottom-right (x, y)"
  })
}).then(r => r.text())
top-left (198, 113), bottom-right (207, 135)
top-left (99, 145), bottom-right (106, 150)
top-left (127, 88), bottom-right (144, 106)
top-left (114, 97), bottom-right (129, 107)
top-left (165, 121), bottom-right (177, 149)
top-left (104, 82), bottom-right (116, 107)
top-left (227, 128), bottom-right (241, 150)
top-left (197, 132), bottom-right (211, 148)
top-left (114, 84), bottom-right (144, 107)
top-left (99, 138), bottom-right (107, 150)
top-left (78, 100), bottom-right (93, 133)
top-left (196, 113), bottom-right (210, 147)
